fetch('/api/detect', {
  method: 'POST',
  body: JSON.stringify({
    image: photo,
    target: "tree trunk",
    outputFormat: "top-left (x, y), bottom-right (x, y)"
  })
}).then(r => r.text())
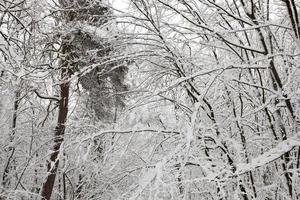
top-left (2, 89), bottom-right (20, 188)
top-left (40, 63), bottom-right (70, 200)
top-left (283, 0), bottom-right (300, 39)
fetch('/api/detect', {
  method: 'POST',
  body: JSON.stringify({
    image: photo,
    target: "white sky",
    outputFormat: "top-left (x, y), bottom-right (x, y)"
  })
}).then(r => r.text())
top-left (110, 0), bottom-right (130, 13)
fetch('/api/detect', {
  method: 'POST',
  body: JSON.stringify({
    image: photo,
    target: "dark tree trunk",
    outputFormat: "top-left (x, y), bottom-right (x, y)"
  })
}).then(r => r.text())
top-left (2, 89), bottom-right (20, 188)
top-left (40, 65), bottom-right (70, 200)
top-left (283, 0), bottom-right (300, 39)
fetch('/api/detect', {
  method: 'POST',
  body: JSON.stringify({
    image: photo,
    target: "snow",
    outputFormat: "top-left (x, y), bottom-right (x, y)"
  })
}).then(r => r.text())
top-left (236, 137), bottom-right (300, 175)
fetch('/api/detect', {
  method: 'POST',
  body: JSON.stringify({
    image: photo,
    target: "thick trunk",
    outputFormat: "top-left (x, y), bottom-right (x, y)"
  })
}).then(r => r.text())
top-left (40, 66), bottom-right (70, 200)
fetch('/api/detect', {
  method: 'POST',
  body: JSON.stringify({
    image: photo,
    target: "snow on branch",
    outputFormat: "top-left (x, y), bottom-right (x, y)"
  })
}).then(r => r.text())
top-left (80, 129), bottom-right (181, 143)
top-left (155, 64), bottom-right (266, 95)
top-left (235, 137), bottom-right (300, 175)
top-left (34, 89), bottom-right (60, 101)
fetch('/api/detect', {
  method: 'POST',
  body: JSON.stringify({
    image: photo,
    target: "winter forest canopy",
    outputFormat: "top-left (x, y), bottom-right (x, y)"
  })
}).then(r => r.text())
top-left (1, 0), bottom-right (300, 199)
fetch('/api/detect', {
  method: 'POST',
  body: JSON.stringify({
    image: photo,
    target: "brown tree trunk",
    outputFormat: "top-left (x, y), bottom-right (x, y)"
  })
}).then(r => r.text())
top-left (40, 1), bottom-right (71, 197)
top-left (40, 63), bottom-right (70, 200)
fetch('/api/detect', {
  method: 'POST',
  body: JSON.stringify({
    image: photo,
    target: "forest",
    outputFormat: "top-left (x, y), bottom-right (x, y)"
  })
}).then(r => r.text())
top-left (1, 0), bottom-right (300, 199)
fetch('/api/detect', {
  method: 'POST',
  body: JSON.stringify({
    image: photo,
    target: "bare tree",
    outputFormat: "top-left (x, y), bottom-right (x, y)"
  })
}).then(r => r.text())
top-left (113, 0), bottom-right (300, 199)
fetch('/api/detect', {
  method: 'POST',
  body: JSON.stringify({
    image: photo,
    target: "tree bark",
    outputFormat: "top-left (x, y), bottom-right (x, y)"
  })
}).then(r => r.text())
top-left (2, 89), bottom-right (20, 188)
top-left (283, 0), bottom-right (300, 39)
top-left (40, 58), bottom-right (70, 200)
